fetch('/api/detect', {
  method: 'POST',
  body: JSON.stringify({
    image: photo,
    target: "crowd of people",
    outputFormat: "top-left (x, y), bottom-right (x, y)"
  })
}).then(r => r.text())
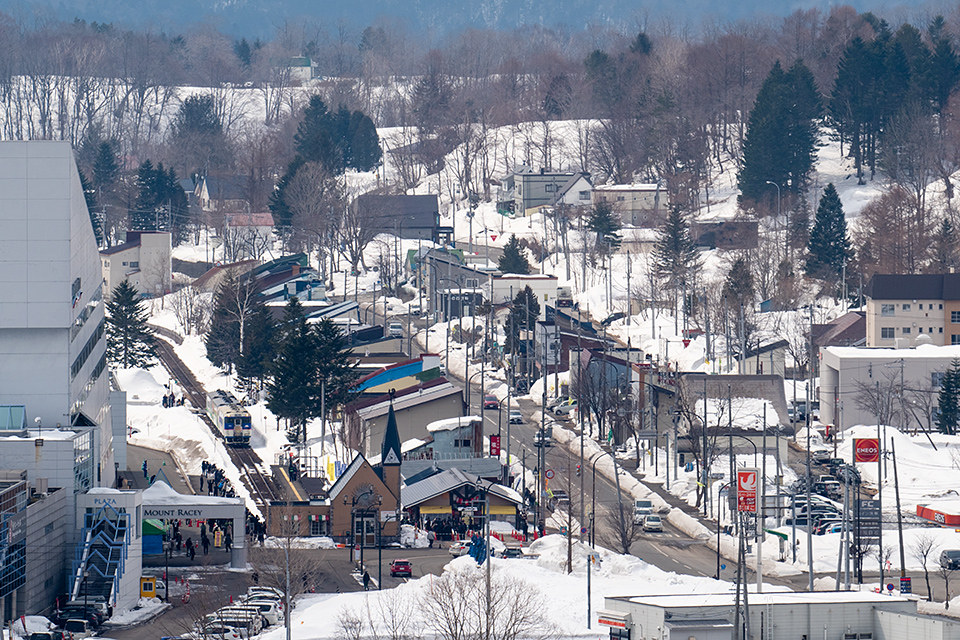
top-left (200, 461), bottom-right (236, 498)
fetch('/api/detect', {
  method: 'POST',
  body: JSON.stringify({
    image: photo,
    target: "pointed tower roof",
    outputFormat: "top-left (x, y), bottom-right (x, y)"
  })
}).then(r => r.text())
top-left (381, 390), bottom-right (402, 467)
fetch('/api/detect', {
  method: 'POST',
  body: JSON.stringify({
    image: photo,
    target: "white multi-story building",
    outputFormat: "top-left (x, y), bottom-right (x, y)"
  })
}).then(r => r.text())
top-left (0, 141), bottom-right (116, 490)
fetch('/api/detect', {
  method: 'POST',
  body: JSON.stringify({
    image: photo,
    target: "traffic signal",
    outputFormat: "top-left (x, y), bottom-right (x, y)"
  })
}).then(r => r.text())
top-left (576, 464), bottom-right (581, 477)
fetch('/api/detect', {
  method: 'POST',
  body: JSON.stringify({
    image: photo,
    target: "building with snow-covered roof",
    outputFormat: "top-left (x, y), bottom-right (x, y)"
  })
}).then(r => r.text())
top-left (223, 212), bottom-right (274, 261)
top-left (400, 467), bottom-right (522, 530)
top-left (819, 344), bottom-right (960, 432)
top-left (498, 166), bottom-right (587, 215)
top-left (598, 590), bottom-right (954, 640)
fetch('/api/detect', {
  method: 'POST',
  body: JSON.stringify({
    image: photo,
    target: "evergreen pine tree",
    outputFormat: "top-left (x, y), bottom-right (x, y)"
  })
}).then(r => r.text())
top-left (805, 183), bottom-right (852, 281)
top-left (267, 298), bottom-right (317, 443)
top-left (506, 286), bottom-right (540, 354)
top-left (79, 169), bottom-right (103, 247)
top-left (349, 112), bottom-right (382, 171)
top-left (313, 317), bottom-right (360, 412)
top-left (498, 235), bottom-right (531, 275)
top-left (268, 156), bottom-right (306, 229)
top-left (92, 141), bottom-right (118, 192)
top-left (294, 95), bottom-right (341, 173)
top-left (652, 205), bottom-right (703, 291)
top-left (588, 201), bottom-right (622, 254)
top-left (236, 302), bottom-right (275, 390)
top-left (131, 160), bottom-right (157, 230)
top-left (936, 360), bottom-right (960, 435)
top-left (106, 280), bottom-right (157, 368)
top-left (739, 60), bottom-right (821, 204)
top-left (723, 256), bottom-right (755, 310)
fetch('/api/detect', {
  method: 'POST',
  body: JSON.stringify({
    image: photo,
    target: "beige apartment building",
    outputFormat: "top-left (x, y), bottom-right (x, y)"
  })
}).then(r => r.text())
top-left (864, 274), bottom-right (960, 346)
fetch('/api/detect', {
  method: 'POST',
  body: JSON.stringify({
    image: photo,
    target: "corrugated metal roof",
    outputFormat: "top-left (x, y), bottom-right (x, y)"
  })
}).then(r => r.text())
top-left (401, 468), bottom-right (522, 508)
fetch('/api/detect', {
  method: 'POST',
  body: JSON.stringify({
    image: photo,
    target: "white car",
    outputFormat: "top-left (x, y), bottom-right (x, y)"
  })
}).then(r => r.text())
top-left (243, 599), bottom-right (283, 625)
top-left (642, 515), bottom-right (663, 532)
top-left (449, 540), bottom-right (471, 556)
top-left (553, 399), bottom-right (578, 417)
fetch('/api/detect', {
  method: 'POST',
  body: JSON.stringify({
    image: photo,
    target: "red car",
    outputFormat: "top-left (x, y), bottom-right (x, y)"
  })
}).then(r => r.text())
top-left (390, 559), bottom-right (412, 577)
top-left (483, 395), bottom-right (499, 410)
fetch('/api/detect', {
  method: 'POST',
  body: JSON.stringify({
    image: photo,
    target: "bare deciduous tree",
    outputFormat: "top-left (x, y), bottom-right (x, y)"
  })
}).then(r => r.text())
top-left (853, 370), bottom-right (902, 427)
top-left (170, 286), bottom-right (212, 336)
top-left (599, 507), bottom-right (644, 556)
top-left (912, 532), bottom-right (939, 601)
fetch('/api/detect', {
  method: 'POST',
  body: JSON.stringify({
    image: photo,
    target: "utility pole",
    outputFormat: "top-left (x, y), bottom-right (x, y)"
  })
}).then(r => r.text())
top-left (893, 439), bottom-right (906, 578)
top-left (626, 250), bottom-right (631, 325)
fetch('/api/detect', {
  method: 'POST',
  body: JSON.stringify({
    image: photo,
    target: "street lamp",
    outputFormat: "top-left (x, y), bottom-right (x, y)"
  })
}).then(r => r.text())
top-left (344, 490), bottom-right (379, 573)
top-left (475, 478), bottom-right (492, 640)
top-left (765, 180), bottom-right (785, 262)
top-left (588, 449), bottom-right (624, 549)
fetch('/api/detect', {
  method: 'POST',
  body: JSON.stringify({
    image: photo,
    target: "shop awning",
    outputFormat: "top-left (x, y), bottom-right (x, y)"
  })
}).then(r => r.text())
top-left (419, 506), bottom-right (452, 514)
top-left (489, 506), bottom-right (516, 515)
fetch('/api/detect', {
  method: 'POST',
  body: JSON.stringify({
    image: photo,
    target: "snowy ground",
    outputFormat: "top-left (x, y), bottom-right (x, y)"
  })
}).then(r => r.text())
top-left (256, 534), bottom-right (781, 640)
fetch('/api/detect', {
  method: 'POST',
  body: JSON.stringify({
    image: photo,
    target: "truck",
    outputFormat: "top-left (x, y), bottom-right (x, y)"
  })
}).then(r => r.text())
top-left (556, 286), bottom-right (573, 308)
top-left (633, 499), bottom-right (654, 524)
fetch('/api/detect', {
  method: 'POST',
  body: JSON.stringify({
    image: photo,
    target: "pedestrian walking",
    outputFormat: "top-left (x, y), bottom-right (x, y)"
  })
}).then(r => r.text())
top-left (224, 533), bottom-right (232, 552)
top-left (201, 535), bottom-right (209, 555)
top-left (142, 460), bottom-right (148, 479)
top-left (362, 571), bottom-right (370, 591)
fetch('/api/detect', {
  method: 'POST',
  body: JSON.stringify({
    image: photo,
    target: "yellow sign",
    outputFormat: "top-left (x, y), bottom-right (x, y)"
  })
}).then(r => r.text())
top-left (140, 576), bottom-right (156, 598)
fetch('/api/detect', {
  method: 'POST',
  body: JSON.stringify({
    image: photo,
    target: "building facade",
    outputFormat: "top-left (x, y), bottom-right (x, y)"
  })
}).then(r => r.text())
top-left (592, 184), bottom-right (666, 228)
top-left (818, 344), bottom-right (960, 431)
top-left (864, 274), bottom-right (960, 347)
top-left (100, 230), bottom-right (173, 298)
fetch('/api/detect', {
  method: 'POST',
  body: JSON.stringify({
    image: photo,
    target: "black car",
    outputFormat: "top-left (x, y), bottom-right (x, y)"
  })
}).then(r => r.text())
top-left (941, 549), bottom-right (960, 569)
top-left (54, 606), bottom-right (102, 629)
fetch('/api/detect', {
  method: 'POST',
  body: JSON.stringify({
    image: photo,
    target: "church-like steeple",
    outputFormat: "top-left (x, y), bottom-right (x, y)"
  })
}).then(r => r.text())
top-left (382, 391), bottom-right (402, 466)
top-left (380, 390), bottom-right (402, 506)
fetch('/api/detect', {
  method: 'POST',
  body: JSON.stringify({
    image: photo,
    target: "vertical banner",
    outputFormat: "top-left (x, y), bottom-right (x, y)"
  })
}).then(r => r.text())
top-left (736, 468), bottom-right (759, 513)
top-left (490, 435), bottom-right (501, 457)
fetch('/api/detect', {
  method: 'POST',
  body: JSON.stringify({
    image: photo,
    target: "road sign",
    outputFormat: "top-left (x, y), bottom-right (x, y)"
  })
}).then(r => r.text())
top-left (545, 469), bottom-right (555, 480)
top-left (636, 431), bottom-right (659, 439)
top-left (461, 506), bottom-right (477, 513)
top-left (854, 438), bottom-right (880, 463)
top-left (737, 468), bottom-right (759, 513)
top-left (900, 577), bottom-right (912, 594)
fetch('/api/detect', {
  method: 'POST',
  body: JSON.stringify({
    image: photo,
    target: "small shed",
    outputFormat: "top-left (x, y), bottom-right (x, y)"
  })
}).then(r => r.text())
top-left (141, 519), bottom-right (165, 555)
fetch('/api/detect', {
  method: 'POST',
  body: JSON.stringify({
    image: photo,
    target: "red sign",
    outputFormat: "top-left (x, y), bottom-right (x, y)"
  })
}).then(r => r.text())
top-left (491, 234), bottom-right (497, 241)
top-left (490, 435), bottom-right (501, 457)
top-left (854, 438), bottom-right (880, 463)
top-left (917, 505), bottom-right (960, 527)
top-left (736, 468), bottom-right (758, 512)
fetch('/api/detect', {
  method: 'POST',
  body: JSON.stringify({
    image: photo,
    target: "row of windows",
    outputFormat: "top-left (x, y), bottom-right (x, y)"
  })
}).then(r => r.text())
top-left (881, 302), bottom-right (944, 315)
top-left (880, 327), bottom-right (943, 338)
top-left (70, 319), bottom-right (104, 381)
top-left (71, 352), bottom-right (107, 422)
top-left (70, 284), bottom-right (102, 343)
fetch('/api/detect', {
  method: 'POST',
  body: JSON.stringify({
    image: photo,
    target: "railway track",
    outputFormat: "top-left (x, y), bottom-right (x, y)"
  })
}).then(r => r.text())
top-left (153, 337), bottom-right (281, 508)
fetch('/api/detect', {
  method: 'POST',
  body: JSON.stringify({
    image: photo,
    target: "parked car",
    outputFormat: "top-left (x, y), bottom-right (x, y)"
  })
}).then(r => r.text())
top-left (815, 521), bottom-right (844, 535)
top-left (390, 559), bottom-right (413, 578)
top-left (194, 624), bottom-right (245, 640)
top-left (553, 399), bottom-right (578, 417)
top-left (509, 410), bottom-right (524, 424)
top-left (534, 429), bottom-right (552, 447)
top-left (941, 549), bottom-right (960, 570)
top-left (449, 541), bottom-right (470, 557)
top-left (61, 620), bottom-right (93, 640)
top-left (546, 396), bottom-right (568, 410)
top-left (388, 322), bottom-right (404, 338)
top-left (29, 634), bottom-right (64, 640)
top-left (499, 546), bottom-right (524, 558)
top-left (483, 395), bottom-right (499, 410)
top-left (811, 449), bottom-right (831, 464)
top-left (642, 515), bottom-right (663, 532)
top-left (242, 600), bottom-right (283, 625)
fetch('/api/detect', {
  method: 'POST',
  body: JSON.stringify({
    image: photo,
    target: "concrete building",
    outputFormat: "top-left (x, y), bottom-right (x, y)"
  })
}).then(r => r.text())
top-left (819, 344), bottom-right (960, 432)
top-left (0, 142), bottom-right (116, 488)
top-left (347, 378), bottom-right (465, 459)
top-left (598, 590), bottom-right (931, 640)
top-left (592, 183), bottom-right (666, 228)
top-left (864, 274), bottom-right (960, 347)
top-left (22, 483), bottom-right (67, 618)
top-left (100, 230), bottom-right (172, 298)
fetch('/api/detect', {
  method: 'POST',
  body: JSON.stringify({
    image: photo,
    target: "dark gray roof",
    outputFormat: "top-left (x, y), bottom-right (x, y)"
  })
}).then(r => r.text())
top-left (866, 274), bottom-right (960, 300)
top-left (400, 468), bottom-right (522, 508)
top-left (356, 194), bottom-right (439, 229)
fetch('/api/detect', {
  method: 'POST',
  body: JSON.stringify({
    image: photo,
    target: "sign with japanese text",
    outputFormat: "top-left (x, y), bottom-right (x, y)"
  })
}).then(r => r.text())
top-left (736, 468), bottom-right (759, 513)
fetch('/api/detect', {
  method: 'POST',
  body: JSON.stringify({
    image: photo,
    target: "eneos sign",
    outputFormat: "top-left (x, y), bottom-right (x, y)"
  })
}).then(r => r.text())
top-left (736, 468), bottom-right (758, 513)
top-left (854, 438), bottom-right (880, 463)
